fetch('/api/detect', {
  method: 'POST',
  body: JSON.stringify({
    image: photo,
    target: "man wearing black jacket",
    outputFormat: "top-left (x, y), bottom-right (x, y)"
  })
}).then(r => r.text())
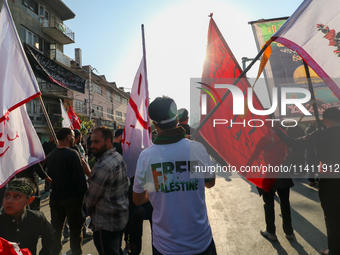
top-left (274, 107), bottom-right (340, 255)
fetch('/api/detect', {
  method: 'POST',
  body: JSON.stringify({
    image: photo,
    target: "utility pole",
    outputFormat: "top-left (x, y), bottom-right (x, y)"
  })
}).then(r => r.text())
top-left (89, 65), bottom-right (92, 121)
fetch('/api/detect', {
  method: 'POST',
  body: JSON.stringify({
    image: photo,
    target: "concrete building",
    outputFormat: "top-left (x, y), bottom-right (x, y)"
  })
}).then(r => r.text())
top-left (1, 0), bottom-right (129, 143)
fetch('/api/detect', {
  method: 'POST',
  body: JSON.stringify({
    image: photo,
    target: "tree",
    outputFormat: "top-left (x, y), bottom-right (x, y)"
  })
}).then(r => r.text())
top-left (77, 113), bottom-right (94, 134)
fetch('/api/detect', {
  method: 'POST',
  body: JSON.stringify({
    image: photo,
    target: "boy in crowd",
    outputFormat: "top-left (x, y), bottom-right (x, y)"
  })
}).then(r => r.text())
top-left (0, 177), bottom-right (55, 255)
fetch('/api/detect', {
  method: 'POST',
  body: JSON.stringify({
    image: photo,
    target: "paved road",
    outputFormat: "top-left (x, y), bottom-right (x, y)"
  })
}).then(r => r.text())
top-left (38, 172), bottom-right (326, 255)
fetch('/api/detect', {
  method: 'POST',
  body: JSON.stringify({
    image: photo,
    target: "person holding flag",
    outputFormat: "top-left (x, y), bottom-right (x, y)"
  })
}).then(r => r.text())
top-left (122, 25), bottom-right (153, 255)
top-left (274, 107), bottom-right (340, 255)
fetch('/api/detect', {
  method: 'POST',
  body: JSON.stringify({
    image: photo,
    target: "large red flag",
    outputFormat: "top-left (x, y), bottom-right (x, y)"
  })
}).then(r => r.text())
top-left (68, 105), bottom-right (81, 130)
top-left (197, 17), bottom-right (287, 191)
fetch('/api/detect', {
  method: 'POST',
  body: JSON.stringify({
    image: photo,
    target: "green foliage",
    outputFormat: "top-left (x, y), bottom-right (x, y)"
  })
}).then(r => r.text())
top-left (78, 113), bottom-right (94, 134)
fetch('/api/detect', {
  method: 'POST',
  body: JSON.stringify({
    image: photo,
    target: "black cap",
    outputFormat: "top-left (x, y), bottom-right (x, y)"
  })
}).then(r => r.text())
top-left (323, 107), bottom-right (340, 120)
top-left (178, 108), bottom-right (188, 122)
top-left (149, 96), bottom-right (177, 129)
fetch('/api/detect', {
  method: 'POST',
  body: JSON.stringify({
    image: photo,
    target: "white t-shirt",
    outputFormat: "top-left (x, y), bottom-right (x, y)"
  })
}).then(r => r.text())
top-left (133, 138), bottom-right (214, 255)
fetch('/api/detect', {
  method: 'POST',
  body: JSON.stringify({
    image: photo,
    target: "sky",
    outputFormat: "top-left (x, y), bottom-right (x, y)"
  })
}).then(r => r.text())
top-left (62, 0), bottom-right (303, 122)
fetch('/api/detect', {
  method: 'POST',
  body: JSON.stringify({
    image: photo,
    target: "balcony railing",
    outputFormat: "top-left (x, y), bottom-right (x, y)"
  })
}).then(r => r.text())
top-left (42, 16), bottom-right (75, 44)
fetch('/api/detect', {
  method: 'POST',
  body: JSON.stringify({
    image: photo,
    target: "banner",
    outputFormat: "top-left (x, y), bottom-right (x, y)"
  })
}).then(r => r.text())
top-left (271, 0), bottom-right (340, 105)
top-left (197, 17), bottom-right (287, 191)
top-left (24, 43), bottom-right (86, 94)
top-left (0, 0), bottom-right (41, 123)
top-left (0, 105), bottom-right (45, 187)
top-left (122, 57), bottom-right (152, 178)
top-left (251, 18), bottom-right (340, 119)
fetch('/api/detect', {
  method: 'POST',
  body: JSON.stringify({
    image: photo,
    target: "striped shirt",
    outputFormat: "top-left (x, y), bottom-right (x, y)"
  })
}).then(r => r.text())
top-left (83, 148), bottom-right (129, 232)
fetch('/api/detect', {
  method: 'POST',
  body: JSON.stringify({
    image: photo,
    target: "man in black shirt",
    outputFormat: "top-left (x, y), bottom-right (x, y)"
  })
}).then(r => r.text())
top-left (275, 107), bottom-right (340, 255)
top-left (46, 128), bottom-right (88, 255)
top-left (112, 129), bottom-right (123, 155)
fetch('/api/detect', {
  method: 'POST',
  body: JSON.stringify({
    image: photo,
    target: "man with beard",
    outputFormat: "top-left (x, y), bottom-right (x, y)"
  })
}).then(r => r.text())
top-left (83, 126), bottom-right (129, 255)
top-left (46, 128), bottom-right (88, 255)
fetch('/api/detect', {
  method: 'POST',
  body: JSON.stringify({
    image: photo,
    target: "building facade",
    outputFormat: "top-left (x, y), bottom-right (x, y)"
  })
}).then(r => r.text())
top-left (1, 0), bottom-right (129, 143)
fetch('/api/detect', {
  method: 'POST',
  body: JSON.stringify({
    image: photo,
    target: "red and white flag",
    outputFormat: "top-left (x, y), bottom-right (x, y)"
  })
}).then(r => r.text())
top-left (122, 56), bottom-right (152, 178)
top-left (0, 0), bottom-right (41, 123)
top-left (0, 0), bottom-right (45, 187)
top-left (0, 237), bottom-right (32, 255)
top-left (271, 0), bottom-right (340, 100)
top-left (68, 105), bottom-right (81, 130)
top-left (0, 105), bottom-right (45, 188)
top-left (197, 17), bottom-right (287, 191)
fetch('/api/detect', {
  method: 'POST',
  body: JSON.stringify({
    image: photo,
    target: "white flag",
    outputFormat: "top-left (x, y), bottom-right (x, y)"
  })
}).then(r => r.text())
top-left (122, 57), bottom-right (152, 178)
top-left (60, 99), bottom-right (72, 128)
top-left (272, 0), bottom-right (340, 100)
top-left (0, 0), bottom-right (41, 123)
top-left (0, 105), bottom-right (45, 187)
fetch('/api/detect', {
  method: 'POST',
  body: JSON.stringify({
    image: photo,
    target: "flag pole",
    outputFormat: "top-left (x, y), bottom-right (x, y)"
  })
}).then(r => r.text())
top-left (191, 40), bottom-right (272, 140)
top-left (38, 95), bottom-right (58, 145)
top-left (303, 60), bottom-right (322, 130)
top-left (141, 24), bottom-right (148, 88)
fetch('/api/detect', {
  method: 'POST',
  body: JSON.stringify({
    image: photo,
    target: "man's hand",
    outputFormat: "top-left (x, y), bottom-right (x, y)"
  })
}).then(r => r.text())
top-left (81, 158), bottom-right (91, 178)
top-left (44, 176), bottom-right (52, 183)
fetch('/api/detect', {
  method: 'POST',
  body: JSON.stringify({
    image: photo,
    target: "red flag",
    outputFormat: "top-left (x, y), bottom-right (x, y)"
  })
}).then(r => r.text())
top-left (0, 237), bottom-right (32, 255)
top-left (68, 105), bottom-right (81, 130)
top-left (198, 17), bottom-right (287, 191)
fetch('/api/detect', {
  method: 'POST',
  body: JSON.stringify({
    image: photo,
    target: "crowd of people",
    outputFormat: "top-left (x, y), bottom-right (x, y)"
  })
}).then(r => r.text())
top-left (0, 96), bottom-right (339, 255)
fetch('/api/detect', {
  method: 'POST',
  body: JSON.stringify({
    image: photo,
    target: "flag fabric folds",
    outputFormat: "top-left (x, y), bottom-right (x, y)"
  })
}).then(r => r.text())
top-left (122, 57), bottom-right (152, 178)
top-left (0, 105), bottom-right (45, 188)
top-left (68, 105), bottom-right (81, 130)
top-left (0, 237), bottom-right (32, 255)
top-left (271, 0), bottom-right (340, 101)
top-left (198, 17), bottom-right (287, 191)
top-left (60, 99), bottom-right (72, 129)
top-left (0, 0), bottom-right (41, 123)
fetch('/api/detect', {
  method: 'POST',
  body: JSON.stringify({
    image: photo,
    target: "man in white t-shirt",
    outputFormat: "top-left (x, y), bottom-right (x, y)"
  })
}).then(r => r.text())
top-left (133, 96), bottom-right (216, 255)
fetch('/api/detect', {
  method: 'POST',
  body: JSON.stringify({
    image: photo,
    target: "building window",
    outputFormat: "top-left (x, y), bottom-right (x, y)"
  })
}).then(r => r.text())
top-left (122, 98), bottom-right (128, 105)
top-left (115, 111), bottom-right (122, 121)
top-left (106, 90), bottom-right (113, 102)
top-left (107, 109), bottom-right (113, 119)
top-left (26, 99), bottom-right (42, 114)
top-left (74, 100), bottom-right (87, 114)
top-left (93, 83), bottom-right (102, 95)
top-left (115, 94), bottom-right (121, 102)
top-left (92, 105), bottom-right (103, 117)
top-left (20, 26), bottom-right (48, 52)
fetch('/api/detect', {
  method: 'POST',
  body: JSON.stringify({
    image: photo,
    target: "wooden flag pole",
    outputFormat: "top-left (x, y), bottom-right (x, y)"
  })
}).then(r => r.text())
top-left (191, 40), bottom-right (272, 140)
top-left (303, 60), bottom-right (322, 130)
top-left (38, 95), bottom-right (58, 145)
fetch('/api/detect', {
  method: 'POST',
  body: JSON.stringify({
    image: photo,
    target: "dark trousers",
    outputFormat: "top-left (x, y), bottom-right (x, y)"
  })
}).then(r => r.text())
top-left (152, 238), bottom-right (217, 255)
top-left (319, 178), bottom-right (340, 255)
top-left (262, 187), bottom-right (293, 235)
top-left (93, 229), bottom-right (124, 255)
top-left (125, 177), bottom-right (153, 255)
top-left (50, 197), bottom-right (85, 255)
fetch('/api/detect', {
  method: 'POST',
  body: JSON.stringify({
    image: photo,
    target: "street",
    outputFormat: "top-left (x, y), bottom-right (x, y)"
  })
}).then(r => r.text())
top-left (38, 171), bottom-right (326, 255)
